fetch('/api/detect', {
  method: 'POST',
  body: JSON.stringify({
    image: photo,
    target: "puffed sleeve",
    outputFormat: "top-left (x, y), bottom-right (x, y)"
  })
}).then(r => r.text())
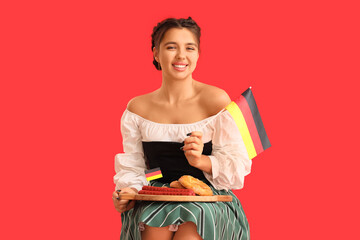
top-left (203, 110), bottom-right (252, 191)
top-left (113, 110), bottom-right (148, 191)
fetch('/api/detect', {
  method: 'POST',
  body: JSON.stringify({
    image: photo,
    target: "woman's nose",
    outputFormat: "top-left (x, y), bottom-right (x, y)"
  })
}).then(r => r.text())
top-left (176, 48), bottom-right (186, 59)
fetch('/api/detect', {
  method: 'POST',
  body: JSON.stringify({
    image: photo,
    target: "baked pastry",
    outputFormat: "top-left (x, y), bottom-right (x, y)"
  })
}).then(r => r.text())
top-left (170, 180), bottom-right (186, 189)
top-left (178, 175), bottom-right (213, 196)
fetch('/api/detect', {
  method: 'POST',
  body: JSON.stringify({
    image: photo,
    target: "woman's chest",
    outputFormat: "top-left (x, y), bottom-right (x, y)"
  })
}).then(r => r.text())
top-left (143, 104), bottom-right (211, 124)
top-left (138, 119), bottom-right (214, 144)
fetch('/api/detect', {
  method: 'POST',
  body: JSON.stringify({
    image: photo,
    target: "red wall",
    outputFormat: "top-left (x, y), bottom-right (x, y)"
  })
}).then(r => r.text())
top-left (1, 0), bottom-right (359, 239)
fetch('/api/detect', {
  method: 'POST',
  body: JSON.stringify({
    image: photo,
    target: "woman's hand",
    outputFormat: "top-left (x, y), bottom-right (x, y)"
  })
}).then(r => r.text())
top-left (112, 187), bottom-right (137, 213)
top-left (183, 131), bottom-right (204, 168)
top-left (182, 131), bottom-right (212, 174)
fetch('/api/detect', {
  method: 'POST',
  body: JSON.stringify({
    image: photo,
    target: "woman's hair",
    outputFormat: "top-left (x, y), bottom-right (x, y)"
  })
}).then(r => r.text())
top-left (151, 17), bottom-right (201, 70)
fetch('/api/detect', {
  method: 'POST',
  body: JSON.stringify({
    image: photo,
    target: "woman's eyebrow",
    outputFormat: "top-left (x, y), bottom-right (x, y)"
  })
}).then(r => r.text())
top-left (164, 42), bottom-right (198, 47)
top-left (186, 43), bottom-right (198, 47)
top-left (164, 41), bottom-right (176, 45)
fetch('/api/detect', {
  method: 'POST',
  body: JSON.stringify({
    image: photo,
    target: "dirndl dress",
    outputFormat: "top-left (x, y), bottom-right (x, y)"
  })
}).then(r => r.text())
top-left (114, 109), bottom-right (252, 240)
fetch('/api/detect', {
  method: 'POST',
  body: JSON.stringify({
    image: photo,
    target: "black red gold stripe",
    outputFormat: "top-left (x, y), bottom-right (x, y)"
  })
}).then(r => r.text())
top-left (145, 167), bottom-right (163, 181)
top-left (241, 88), bottom-right (271, 151)
top-left (226, 87), bottom-right (271, 159)
top-left (238, 94), bottom-right (264, 154)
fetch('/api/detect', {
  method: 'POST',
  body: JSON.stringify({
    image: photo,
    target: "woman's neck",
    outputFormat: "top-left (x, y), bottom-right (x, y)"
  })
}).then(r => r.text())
top-left (158, 75), bottom-right (197, 105)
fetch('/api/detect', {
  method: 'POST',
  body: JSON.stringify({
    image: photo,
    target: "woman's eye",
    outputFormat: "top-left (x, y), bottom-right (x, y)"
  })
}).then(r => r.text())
top-left (166, 46), bottom-right (195, 50)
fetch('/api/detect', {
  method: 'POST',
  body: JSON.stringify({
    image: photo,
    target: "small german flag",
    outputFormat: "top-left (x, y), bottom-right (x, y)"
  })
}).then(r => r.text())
top-left (225, 87), bottom-right (271, 159)
top-left (145, 167), bottom-right (163, 181)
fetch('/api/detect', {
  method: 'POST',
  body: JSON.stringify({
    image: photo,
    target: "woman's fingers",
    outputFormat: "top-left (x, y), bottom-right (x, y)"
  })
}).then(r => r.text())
top-left (183, 133), bottom-right (203, 153)
top-left (112, 191), bottom-right (123, 213)
top-left (183, 132), bottom-right (204, 168)
top-left (188, 131), bottom-right (203, 140)
top-left (184, 136), bottom-right (201, 145)
top-left (183, 142), bottom-right (202, 151)
top-left (113, 189), bottom-right (134, 213)
top-left (184, 150), bottom-right (199, 157)
top-left (112, 191), bottom-right (119, 199)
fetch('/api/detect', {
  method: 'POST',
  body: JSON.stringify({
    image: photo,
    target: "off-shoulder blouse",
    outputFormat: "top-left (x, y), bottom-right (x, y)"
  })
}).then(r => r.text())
top-left (113, 109), bottom-right (252, 191)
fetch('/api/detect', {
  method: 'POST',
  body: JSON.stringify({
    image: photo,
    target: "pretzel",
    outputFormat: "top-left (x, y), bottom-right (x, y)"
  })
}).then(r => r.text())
top-left (178, 175), bottom-right (213, 196)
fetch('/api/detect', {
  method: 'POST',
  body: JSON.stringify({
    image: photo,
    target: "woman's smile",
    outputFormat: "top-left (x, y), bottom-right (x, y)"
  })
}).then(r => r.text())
top-left (172, 62), bottom-right (189, 71)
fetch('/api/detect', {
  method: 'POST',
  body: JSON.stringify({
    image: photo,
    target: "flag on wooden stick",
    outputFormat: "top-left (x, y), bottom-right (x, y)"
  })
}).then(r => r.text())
top-left (145, 167), bottom-right (163, 181)
top-left (225, 87), bottom-right (271, 159)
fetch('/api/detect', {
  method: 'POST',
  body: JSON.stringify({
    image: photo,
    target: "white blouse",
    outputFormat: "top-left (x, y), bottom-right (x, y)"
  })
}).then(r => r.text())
top-left (113, 109), bottom-right (252, 191)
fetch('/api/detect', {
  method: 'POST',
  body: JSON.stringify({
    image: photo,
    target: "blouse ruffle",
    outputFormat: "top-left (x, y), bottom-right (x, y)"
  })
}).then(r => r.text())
top-left (114, 109), bottom-right (252, 191)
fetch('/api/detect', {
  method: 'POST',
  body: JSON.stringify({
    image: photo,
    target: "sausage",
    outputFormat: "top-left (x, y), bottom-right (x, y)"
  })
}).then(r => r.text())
top-left (139, 190), bottom-right (195, 196)
top-left (142, 186), bottom-right (193, 193)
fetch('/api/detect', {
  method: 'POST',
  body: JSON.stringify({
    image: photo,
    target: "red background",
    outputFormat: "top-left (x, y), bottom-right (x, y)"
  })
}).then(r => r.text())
top-left (1, 0), bottom-right (359, 239)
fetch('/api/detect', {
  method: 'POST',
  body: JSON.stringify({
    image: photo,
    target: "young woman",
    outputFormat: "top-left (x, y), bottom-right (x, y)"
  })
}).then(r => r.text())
top-left (112, 17), bottom-right (252, 240)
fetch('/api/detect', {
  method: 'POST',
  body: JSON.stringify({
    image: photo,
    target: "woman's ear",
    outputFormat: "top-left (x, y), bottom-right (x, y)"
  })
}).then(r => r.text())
top-left (153, 47), bottom-right (159, 62)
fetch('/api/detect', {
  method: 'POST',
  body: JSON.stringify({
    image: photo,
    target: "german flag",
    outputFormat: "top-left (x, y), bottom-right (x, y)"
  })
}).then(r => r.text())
top-left (145, 167), bottom-right (163, 181)
top-left (225, 87), bottom-right (271, 159)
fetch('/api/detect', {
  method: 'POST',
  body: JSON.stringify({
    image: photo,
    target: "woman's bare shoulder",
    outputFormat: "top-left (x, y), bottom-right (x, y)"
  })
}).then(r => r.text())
top-left (197, 83), bottom-right (231, 115)
top-left (126, 91), bottom-right (157, 117)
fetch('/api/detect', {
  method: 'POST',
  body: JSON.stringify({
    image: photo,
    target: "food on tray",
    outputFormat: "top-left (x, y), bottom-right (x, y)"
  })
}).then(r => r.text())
top-left (138, 176), bottom-right (213, 197)
top-left (139, 186), bottom-right (195, 196)
top-left (170, 180), bottom-right (186, 189)
top-left (178, 175), bottom-right (213, 196)
top-left (139, 190), bottom-right (195, 196)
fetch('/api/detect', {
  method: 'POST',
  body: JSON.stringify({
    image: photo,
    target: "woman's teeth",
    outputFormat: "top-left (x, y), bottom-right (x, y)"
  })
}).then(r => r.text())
top-left (173, 65), bottom-right (187, 68)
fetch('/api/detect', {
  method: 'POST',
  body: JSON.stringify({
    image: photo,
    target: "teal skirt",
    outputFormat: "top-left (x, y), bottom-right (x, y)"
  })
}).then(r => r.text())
top-left (120, 181), bottom-right (250, 240)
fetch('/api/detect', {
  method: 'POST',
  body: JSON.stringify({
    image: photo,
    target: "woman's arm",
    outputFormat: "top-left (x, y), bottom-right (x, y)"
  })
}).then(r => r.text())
top-left (205, 111), bottom-right (252, 190)
top-left (182, 131), bottom-right (212, 174)
top-left (191, 86), bottom-right (252, 190)
top-left (182, 87), bottom-right (232, 175)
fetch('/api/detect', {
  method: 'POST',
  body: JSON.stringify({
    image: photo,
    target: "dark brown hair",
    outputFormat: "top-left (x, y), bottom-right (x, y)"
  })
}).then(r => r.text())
top-left (151, 17), bottom-right (201, 70)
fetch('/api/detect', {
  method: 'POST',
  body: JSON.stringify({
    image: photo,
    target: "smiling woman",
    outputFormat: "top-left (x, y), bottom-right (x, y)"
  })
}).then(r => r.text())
top-left (153, 27), bottom-right (200, 81)
top-left (151, 17), bottom-right (201, 71)
top-left (112, 17), bottom-right (252, 240)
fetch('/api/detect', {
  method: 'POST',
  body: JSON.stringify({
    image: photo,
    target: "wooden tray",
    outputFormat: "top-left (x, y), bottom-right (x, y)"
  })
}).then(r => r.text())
top-left (118, 193), bottom-right (232, 202)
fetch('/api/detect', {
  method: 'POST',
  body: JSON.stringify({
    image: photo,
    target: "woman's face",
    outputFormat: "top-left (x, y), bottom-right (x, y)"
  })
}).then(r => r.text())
top-left (154, 28), bottom-right (199, 80)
